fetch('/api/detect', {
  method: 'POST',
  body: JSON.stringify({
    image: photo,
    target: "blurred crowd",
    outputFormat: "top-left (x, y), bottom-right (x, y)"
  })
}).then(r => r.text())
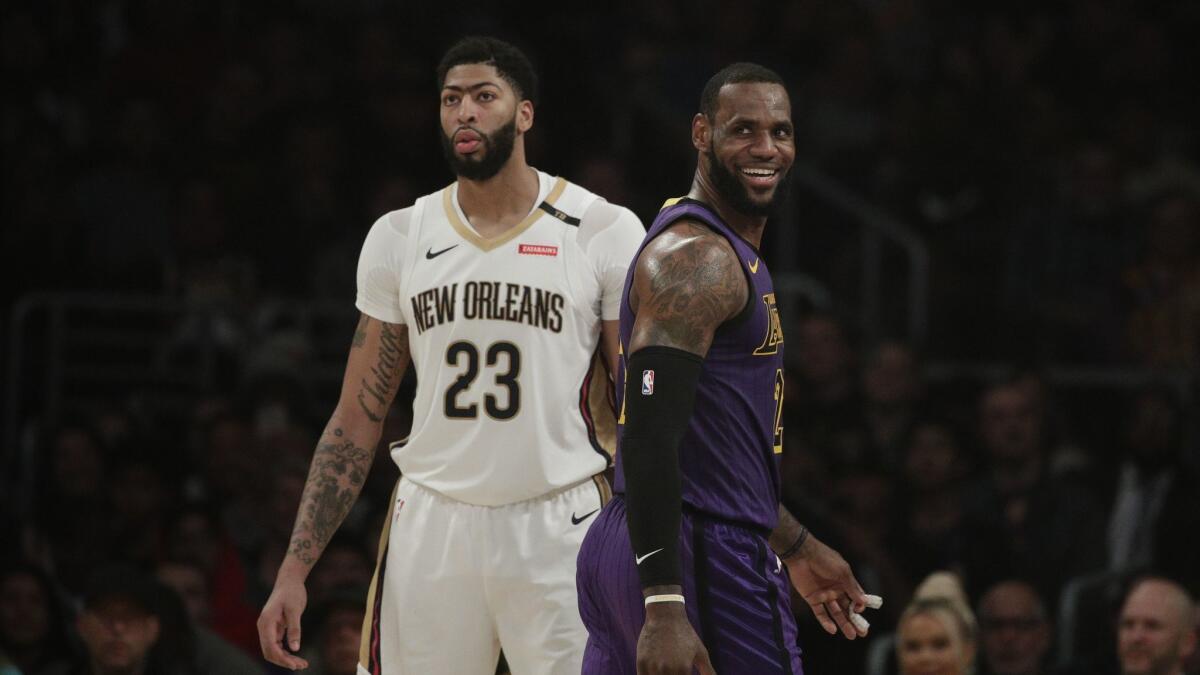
top-left (780, 313), bottom-right (1198, 672)
top-left (3, 0), bottom-right (1199, 674)
top-left (3, 316), bottom-right (1199, 672)
top-left (4, 0), bottom-right (1199, 363)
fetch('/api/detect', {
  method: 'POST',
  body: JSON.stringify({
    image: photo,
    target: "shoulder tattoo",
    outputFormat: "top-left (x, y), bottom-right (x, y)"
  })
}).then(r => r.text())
top-left (633, 222), bottom-right (746, 353)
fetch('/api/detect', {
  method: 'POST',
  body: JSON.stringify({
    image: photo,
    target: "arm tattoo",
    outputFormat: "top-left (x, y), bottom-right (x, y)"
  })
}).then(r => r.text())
top-left (633, 223), bottom-right (746, 354)
top-left (351, 314), bottom-right (369, 348)
top-left (356, 322), bottom-right (409, 422)
top-left (288, 427), bottom-right (374, 566)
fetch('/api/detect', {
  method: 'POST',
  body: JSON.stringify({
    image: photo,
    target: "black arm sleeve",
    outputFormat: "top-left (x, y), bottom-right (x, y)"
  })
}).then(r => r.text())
top-left (621, 345), bottom-right (704, 589)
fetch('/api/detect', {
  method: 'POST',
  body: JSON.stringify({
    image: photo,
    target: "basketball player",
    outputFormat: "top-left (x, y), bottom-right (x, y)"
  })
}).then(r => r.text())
top-left (257, 36), bottom-right (645, 674)
top-left (576, 63), bottom-right (869, 674)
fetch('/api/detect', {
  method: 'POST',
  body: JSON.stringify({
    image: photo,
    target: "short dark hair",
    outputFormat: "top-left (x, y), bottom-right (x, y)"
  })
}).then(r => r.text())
top-left (304, 584), bottom-right (368, 637)
top-left (437, 36), bottom-right (538, 105)
top-left (700, 62), bottom-right (786, 119)
top-left (81, 564), bottom-right (161, 616)
top-left (0, 562), bottom-right (75, 652)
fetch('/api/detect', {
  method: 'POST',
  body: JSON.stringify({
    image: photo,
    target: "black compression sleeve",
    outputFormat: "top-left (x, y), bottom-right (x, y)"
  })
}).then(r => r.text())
top-left (621, 345), bottom-right (704, 588)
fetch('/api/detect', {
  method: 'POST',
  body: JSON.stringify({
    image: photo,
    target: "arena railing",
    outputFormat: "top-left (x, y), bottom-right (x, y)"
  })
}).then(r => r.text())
top-left (924, 361), bottom-right (1197, 409)
top-left (788, 161), bottom-right (931, 344)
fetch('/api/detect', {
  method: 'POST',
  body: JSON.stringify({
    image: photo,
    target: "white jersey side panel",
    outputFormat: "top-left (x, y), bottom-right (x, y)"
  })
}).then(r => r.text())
top-left (356, 171), bottom-right (643, 505)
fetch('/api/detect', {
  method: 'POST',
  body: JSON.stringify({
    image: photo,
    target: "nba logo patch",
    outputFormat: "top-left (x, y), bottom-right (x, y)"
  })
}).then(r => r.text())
top-left (393, 498), bottom-right (406, 522)
top-left (641, 369), bottom-right (655, 395)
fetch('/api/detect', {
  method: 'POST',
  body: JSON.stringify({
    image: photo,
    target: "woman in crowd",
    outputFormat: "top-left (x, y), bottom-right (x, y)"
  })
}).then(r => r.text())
top-left (0, 563), bottom-right (78, 675)
top-left (896, 572), bottom-right (978, 675)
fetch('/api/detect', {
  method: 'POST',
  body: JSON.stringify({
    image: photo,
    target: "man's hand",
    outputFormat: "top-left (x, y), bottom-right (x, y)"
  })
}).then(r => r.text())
top-left (257, 577), bottom-right (310, 670)
top-left (783, 534), bottom-right (868, 640)
top-left (637, 598), bottom-right (716, 675)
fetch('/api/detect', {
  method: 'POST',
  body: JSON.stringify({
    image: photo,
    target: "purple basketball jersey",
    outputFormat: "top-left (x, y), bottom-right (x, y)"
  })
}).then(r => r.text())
top-left (613, 198), bottom-right (786, 532)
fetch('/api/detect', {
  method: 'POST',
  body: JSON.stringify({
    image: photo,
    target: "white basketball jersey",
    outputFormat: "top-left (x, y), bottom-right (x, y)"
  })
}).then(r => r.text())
top-left (355, 170), bottom-right (644, 506)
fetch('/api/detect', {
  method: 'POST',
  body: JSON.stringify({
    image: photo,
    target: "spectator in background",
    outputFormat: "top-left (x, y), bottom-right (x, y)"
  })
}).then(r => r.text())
top-left (1116, 577), bottom-right (1197, 675)
top-left (259, 114), bottom-right (348, 296)
top-left (35, 421), bottom-right (114, 593)
top-left (108, 453), bottom-right (173, 568)
top-left (191, 412), bottom-right (265, 554)
top-left (240, 353), bottom-right (318, 442)
top-left (961, 378), bottom-right (1106, 605)
top-left (161, 504), bottom-right (258, 657)
top-left (574, 155), bottom-right (636, 209)
top-left (788, 311), bottom-right (868, 474)
top-left (977, 580), bottom-right (1053, 675)
top-left (303, 585), bottom-right (368, 675)
top-left (1003, 142), bottom-right (1133, 363)
top-left (0, 5), bottom-right (1196, 673)
top-left (167, 176), bottom-right (257, 308)
top-left (306, 536), bottom-right (372, 601)
top-left (144, 575), bottom-right (199, 675)
top-left (0, 563), bottom-right (77, 675)
top-left (896, 572), bottom-right (977, 675)
top-left (260, 453), bottom-right (311, 545)
top-left (251, 454), bottom-right (314, 603)
top-left (66, 95), bottom-right (174, 292)
top-left (1120, 192), bottom-right (1200, 369)
top-left (1006, 369), bottom-right (1092, 480)
top-left (39, 420), bottom-right (107, 521)
top-left (155, 559), bottom-right (264, 675)
top-left (157, 178), bottom-right (258, 388)
top-left (1106, 386), bottom-right (1200, 594)
top-left (893, 419), bottom-right (970, 588)
top-left (861, 340), bottom-right (926, 468)
top-left (154, 561), bottom-right (209, 628)
top-left (829, 467), bottom-right (911, 629)
top-left (72, 566), bottom-right (164, 675)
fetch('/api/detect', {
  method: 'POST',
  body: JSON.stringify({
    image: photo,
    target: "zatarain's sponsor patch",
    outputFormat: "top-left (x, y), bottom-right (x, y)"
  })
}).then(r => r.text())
top-left (518, 244), bottom-right (558, 257)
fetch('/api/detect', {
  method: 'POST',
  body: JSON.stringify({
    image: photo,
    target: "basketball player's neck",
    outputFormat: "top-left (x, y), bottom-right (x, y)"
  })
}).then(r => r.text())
top-left (687, 175), bottom-right (767, 249)
top-left (456, 145), bottom-right (540, 236)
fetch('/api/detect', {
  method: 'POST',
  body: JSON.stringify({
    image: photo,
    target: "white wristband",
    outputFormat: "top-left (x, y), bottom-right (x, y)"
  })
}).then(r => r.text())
top-left (644, 594), bottom-right (686, 606)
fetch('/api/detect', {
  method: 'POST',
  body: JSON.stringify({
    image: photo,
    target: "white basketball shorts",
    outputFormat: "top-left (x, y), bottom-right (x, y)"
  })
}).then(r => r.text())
top-left (357, 474), bottom-right (611, 674)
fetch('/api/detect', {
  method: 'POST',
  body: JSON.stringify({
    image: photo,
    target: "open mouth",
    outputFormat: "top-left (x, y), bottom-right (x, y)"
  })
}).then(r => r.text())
top-left (740, 166), bottom-right (779, 188)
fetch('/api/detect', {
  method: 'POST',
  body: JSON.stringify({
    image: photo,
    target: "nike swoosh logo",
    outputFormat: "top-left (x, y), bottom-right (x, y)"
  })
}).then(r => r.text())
top-left (635, 548), bottom-right (664, 565)
top-left (571, 509), bottom-right (599, 525)
top-left (748, 258), bottom-right (760, 274)
top-left (425, 245), bottom-right (458, 260)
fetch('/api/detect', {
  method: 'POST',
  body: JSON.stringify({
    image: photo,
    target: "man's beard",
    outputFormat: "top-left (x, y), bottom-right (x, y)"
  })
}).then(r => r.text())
top-left (705, 149), bottom-right (789, 217)
top-left (441, 117), bottom-right (518, 181)
top-left (1121, 646), bottom-right (1182, 675)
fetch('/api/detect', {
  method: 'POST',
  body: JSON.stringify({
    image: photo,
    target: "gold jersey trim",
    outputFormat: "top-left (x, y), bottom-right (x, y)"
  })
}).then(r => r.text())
top-left (441, 177), bottom-right (569, 252)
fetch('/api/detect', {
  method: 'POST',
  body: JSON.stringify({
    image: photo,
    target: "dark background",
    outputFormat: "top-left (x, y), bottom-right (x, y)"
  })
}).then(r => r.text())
top-left (2, 1), bottom-right (1198, 674)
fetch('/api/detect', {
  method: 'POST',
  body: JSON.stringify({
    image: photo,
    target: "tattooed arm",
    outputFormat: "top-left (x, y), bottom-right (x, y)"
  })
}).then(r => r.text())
top-left (627, 221), bottom-right (746, 356)
top-left (625, 221), bottom-right (745, 675)
top-left (258, 314), bottom-right (410, 668)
